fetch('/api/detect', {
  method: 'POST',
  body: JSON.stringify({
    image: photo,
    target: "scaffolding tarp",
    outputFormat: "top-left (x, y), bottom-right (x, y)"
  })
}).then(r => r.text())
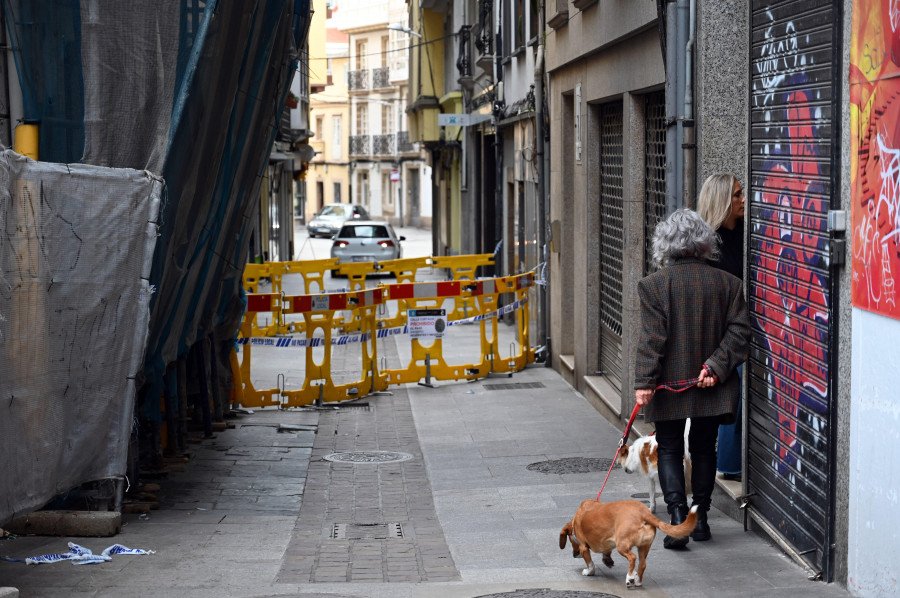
top-left (0, 151), bottom-right (162, 525)
top-left (1, 0), bottom-right (305, 403)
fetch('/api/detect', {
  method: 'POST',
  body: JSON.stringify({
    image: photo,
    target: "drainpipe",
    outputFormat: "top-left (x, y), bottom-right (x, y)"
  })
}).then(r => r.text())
top-left (535, 13), bottom-right (549, 363)
top-left (683, 0), bottom-right (696, 208)
top-left (664, 1), bottom-right (686, 214)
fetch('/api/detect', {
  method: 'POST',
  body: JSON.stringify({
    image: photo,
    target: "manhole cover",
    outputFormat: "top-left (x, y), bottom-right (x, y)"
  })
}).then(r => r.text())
top-left (484, 382), bottom-right (546, 390)
top-left (331, 522), bottom-right (403, 540)
top-left (475, 590), bottom-right (621, 598)
top-left (526, 457), bottom-right (614, 474)
top-left (323, 450), bottom-right (413, 464)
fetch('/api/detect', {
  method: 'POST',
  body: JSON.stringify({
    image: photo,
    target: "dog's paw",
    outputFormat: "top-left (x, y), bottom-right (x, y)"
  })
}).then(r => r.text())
top-left (602, 554), bottom-right (614, 568)
top-left (625, 574), bottom-right (642, 589)
top-left (581, 564), bottom-right (596, 576)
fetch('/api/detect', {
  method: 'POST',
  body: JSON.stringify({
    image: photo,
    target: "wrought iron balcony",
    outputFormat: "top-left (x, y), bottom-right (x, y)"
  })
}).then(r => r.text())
top-left (348, 69), bottom-right (369, 91)
top-left (372, 67), bottom-right (391, 89)
top-left (373, 134), bottom-right (394, 155)
top-left (349, 134), bottom-right (370, 156)
top-left (457, 25), bottom-right (473, 84)
top-left (397, 131), bottom-right (415, 153)
top-left (475, 0), bottom-right (494, 68)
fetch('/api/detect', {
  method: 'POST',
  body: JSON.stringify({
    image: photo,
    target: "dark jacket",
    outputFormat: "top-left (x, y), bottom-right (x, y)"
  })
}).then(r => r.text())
top-left (635, 257), bottom-right (750, 423)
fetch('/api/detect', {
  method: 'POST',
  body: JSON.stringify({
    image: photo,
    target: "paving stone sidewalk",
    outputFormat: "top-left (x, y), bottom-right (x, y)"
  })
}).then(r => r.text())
top-left (277, 389), bottom-right (460, 584)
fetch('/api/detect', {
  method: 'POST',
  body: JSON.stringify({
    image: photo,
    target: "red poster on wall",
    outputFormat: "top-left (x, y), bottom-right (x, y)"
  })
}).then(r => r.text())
top-left (851, 0), bottom-right (900, 319)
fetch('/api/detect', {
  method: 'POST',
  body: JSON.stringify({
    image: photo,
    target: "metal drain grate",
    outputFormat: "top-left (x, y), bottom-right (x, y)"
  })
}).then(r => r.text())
top-left (526, 457), bottom-right (614, 474)
top-left (331, 522), bottom-right (403, 540)
top-left (483, 382), bottom-right (546, 391)
top-left (323, 451), bottom-right (413, 464)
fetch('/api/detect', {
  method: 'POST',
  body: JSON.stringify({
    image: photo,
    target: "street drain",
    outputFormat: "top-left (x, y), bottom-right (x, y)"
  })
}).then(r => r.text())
top-left (331, 522), bottom-right (403, 540)
top-left (483, 382), bottom-right (546, 391)
top-left (526, 457), bottom-right (614, 474)
top-left (323, 450), bottom-right (413, 464)
top-left (474, 590), bottom-right (622, 598)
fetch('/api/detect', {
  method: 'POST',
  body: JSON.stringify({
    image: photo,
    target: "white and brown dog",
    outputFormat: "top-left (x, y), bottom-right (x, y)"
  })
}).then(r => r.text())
top-left (618, 424), bottom-right (692, 514)
top-left (560, 499), bottom-right (698, 589)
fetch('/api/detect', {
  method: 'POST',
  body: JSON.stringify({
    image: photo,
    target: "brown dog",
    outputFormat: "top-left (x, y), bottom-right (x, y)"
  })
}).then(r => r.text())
top-left (559, 499), bottom-right (698, 589)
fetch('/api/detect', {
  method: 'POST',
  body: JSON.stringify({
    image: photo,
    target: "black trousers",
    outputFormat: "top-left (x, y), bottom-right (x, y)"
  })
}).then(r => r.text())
top-left (655, 415), bottom-right (719, 512)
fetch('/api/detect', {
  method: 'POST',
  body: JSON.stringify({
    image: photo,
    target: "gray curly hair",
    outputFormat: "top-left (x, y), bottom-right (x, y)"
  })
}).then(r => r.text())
top-left (651, 209), bottom-right (720, 268)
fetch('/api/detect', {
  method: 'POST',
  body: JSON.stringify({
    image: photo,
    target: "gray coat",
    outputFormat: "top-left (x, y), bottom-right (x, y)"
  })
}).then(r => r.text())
top-left (635, 257), bottom-right (750, 423)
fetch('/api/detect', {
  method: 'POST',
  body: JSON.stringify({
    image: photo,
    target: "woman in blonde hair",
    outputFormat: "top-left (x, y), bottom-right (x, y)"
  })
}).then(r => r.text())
top-left (697, 173), bottom-right (745, 486)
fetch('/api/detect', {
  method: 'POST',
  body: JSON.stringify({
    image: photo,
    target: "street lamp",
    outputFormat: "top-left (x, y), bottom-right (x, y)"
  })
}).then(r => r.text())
top-left (387, 23), bottom-right (422, 38)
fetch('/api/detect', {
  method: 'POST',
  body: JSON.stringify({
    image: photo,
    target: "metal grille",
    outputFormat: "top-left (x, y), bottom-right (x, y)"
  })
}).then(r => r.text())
top-left (349, 134), bottom-right (369, 156)
top-left (348, 69), bottom-right (368, 91)
top-left (643, 91), bottom-right (667, 275)
top-left (483, 382), bottom-right (546, 391)
top-left (748, 0), bottom-right (836, 580)
top-left (598, 101), bottom-right (624, 391)
top-left (397, 131), bottom-right (414, 153)
top-left (331, 522), bottom-right (403, 540)
top-left (373, 134), bottom-right (394, 155)
top-left (372, 67), bottom-right (390, 89)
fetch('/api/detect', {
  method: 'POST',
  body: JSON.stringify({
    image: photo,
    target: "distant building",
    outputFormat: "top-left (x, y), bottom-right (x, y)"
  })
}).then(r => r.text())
top-left (332, 0), bottom-right (431, 229)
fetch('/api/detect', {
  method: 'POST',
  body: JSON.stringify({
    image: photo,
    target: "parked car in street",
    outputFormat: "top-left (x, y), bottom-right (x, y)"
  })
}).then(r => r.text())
top-left (306, 203), bottom-right (369, 238)
top-left (330, 221), bottom-right (405, 276)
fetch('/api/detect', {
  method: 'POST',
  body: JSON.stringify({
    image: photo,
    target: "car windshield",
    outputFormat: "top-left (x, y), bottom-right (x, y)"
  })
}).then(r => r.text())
top-left (338, 225), bottom-right (390, 239)
top-left (320, 205), bottom-right (350, 217)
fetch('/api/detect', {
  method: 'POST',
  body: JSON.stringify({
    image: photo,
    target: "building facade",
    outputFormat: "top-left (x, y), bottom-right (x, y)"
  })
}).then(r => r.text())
top-left (333, 0), bottom-right (431, 229)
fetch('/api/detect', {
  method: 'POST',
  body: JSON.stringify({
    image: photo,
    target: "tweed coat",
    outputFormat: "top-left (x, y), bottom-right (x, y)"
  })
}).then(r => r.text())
top-left (635, 257), bottom-right (750, 423)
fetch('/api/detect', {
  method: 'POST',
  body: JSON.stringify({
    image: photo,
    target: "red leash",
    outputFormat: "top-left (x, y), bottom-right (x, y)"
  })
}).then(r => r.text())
top-left (595, 372), bottom-right (709, 500)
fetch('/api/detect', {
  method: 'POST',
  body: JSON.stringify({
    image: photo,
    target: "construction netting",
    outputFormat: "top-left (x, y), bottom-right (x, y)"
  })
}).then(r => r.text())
top-left (0, 151), bottom-right (163, 524)
top-left (0, 0), bottom-right (309, 524)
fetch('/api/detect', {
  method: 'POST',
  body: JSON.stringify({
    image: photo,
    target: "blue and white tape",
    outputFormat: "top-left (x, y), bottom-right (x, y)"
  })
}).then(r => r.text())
top-left (238, 297), bottom-right (529, 349)
top-left (21, 542), bottom-right (154, 566)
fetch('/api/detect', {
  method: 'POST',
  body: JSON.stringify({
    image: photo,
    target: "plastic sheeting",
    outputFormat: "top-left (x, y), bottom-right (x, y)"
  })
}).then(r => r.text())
top-left (0, 0), bottom-right (306, 406)
top-left (0, 151), bottom-right (162, 525)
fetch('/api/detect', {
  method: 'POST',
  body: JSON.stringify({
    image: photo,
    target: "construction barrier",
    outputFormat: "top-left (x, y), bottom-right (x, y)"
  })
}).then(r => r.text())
top-left (230, 255), bottom-right (536, 407)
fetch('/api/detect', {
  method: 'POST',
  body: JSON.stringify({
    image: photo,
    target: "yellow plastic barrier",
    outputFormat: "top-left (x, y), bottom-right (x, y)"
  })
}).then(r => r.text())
top-left (232, 293), bottom-right (282, 408)
top-left (232, 256), bottom-right (537, 406)
top-left (429, 253), bottom-right (495, 321)
top-left (278, 288), bottom-right (386, 406)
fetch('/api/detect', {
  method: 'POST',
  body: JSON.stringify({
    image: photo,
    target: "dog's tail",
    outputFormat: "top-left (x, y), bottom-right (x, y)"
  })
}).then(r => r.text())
top-left (559, 520), bottom-right (581, 558)
top-left (646, 505), bottom-right (699, 538)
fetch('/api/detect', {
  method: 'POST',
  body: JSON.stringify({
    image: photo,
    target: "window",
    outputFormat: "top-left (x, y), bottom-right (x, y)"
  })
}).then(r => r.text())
top-left (382, 104), bottom-right (393, 134)
top-left (356, 40), bottom-right (367, 70)
top-left (331, 116), bottom-right (342, 159)
top-left (333, 182), bottom-right (342, 203)
top-left (316, 116), bottom-right (323, 139)
top-left (514, 0), bottom-right (525, 51)
top-left (359, 171), bottom-right (369, 206)
top-left (529, 0), bottom-right (539, 42)
top-left (383, 171), bottom-right (392, 205)
top-left (381, 36), bottom-right (389, 67)
top-left (326, 58), bottom-right (333, 86)
top-left (357, 104), bottom-right (368, 135)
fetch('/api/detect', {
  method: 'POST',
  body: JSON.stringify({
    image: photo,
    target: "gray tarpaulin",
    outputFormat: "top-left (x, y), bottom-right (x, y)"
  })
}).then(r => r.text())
top-left (0, 151), bottom-right (161, 524)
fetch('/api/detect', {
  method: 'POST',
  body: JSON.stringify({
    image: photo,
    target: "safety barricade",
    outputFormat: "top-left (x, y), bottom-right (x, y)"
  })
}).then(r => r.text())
top-left (230, 267), bottom-right (536, 407)
top-left (231, 293), bottom-right (283, 408)
top-left (242, 258), bottom-right (339, 337)
top-left (429, 253), bottom-right (495, 321)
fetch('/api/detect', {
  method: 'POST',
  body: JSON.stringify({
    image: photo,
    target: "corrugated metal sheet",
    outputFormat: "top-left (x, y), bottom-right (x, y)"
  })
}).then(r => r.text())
top-left (748, 0), bottom-right (837, 579)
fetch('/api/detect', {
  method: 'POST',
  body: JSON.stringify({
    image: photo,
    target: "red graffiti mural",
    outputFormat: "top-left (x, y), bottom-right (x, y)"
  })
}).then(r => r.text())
top-left (753, 18), bottom-right (830, 479)
top-left (851, 0), bottom-right (900, 319)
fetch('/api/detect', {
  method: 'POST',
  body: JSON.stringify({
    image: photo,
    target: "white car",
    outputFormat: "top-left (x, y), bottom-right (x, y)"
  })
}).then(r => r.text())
top-left (307, 203), bottom-right (369, 238)
top-left (330, 221), bottom-right (405, 275)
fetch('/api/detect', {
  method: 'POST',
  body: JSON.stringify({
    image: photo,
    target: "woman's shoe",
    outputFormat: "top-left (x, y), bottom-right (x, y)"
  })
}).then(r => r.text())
top-left (663, 504), bottom-right (690, 549)
top-left (722, 472), bottom-right (742, 482)
top-left (690, 508), bottom-right (711, 541)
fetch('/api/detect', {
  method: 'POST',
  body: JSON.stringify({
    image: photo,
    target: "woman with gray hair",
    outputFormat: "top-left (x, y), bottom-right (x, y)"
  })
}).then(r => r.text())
top-left (635, 209), bottom-right (750, 548)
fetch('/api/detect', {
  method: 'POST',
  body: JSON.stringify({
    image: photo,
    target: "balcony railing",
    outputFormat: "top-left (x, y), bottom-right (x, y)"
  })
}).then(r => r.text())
top-left (350, 134), bottom-right (370, 156)
top-left (397, 131), bottom-right (415, 153)
top-left (457, 25), bottom-right (472, 82)
top-left (348, 69), bottom-right (369, 91)
top-left (373, 134), bottom-right (394, 155)
top-left (475, 0), bottom-right (493, 68)
top-left (372, 67), bottom-right (390, 89)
